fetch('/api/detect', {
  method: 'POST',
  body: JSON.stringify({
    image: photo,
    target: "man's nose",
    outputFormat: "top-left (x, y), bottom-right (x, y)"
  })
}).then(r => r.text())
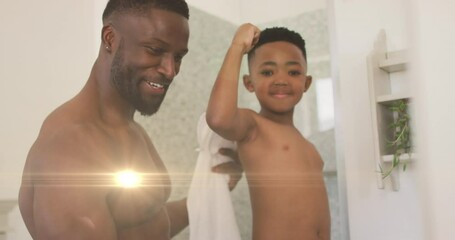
top-left (158, 55), bottom-right (176, 80)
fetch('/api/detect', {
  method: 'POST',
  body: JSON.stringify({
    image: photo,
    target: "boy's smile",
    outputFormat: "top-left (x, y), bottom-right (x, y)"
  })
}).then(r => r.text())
top-left (245, 41), bottom-right (312, 113)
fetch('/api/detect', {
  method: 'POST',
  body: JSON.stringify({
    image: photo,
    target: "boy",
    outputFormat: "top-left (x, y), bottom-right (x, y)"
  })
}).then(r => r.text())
top-left (206, 23), bottom-right (331, 240)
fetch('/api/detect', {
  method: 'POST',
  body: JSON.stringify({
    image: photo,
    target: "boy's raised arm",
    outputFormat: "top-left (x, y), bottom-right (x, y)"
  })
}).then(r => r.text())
top-left (206, 23), bottom-right (260, 141)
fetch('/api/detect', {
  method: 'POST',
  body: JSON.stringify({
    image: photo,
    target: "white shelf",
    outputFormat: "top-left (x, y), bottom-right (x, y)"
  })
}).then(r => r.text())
top-left (376, 93), bottom-right (410, 104)
top-left (379, 50), bottom-right (408, 73)
top-left (367, 30), bottom-right (411, 191)
top-left (381, 153), bottom-right (416, 163)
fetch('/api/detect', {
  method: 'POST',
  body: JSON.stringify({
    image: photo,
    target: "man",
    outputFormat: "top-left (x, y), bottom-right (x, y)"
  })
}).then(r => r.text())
top-left (18, 0), bottom-right (240, 239)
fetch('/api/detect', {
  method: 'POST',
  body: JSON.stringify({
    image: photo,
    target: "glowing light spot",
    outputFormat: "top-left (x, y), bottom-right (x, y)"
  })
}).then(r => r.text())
top-left (115, 171), bottom-right (142, 188)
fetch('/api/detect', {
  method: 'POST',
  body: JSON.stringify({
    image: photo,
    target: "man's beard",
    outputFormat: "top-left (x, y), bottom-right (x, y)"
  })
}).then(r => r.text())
top-left (110, 44), bottom-right (166, 116)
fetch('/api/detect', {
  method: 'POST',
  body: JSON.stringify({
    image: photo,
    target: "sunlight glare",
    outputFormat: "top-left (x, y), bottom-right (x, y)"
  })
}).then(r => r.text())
top-left (115, 171), bottom-right (142, 188)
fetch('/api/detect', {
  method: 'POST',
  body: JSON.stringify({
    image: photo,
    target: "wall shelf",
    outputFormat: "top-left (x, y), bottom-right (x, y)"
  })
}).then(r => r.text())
top-left (367, 30), bottom-right (412, 191)
top-left (379, 50), bottom-right (408, 73)
top-left (382, 153), bottom-right (416, 163)
top-left (376, 93), bottom-right (410, 104)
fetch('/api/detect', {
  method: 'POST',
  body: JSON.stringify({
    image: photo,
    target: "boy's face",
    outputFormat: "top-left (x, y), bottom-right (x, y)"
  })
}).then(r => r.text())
top-left (244, 41), bottom-right (312, 114)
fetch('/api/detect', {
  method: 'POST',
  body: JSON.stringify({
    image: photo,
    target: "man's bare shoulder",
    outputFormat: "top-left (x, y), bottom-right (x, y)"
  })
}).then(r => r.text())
top-left (26, 113), bottom-right (109, 174)
top-left (20, 109), bottom-right (120, 239)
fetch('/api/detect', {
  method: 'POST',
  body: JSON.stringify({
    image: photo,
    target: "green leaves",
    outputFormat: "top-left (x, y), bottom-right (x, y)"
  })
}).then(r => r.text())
top-left (380, 99), bottom-right (412, 179)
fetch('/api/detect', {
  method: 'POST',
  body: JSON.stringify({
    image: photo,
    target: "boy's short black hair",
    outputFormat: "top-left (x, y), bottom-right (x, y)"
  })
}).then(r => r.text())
top-left (102, 0), bottom-right (189, 22)
top-left (248, 27), bottom-right (307, 61)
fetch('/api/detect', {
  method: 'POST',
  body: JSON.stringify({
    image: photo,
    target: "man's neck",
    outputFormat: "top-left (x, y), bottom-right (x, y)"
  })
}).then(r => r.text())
top-left (82, 59), bottom-right (136, 127)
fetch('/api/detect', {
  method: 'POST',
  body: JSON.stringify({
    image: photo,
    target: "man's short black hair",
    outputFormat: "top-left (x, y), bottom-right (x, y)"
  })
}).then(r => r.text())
top-left (102, 0), bottom-right (189, 22)
top-left (248, 27), bottom-right (307, 61)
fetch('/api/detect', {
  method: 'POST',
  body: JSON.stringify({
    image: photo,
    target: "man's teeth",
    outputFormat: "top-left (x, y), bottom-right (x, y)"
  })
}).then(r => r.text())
top-left (147, 81), bottom-right (163, 89)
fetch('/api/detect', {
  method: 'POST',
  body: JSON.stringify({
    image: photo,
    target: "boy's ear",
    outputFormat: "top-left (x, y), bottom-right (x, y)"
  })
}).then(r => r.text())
top-left (243, 74), bottom-right (255, 92)
top-left (304, 75), bottom-right (313, 92)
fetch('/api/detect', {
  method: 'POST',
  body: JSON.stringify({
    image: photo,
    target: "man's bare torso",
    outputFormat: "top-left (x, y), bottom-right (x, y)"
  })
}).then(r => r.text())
top-left (19, 97), bottom-right (172, 240)
top-left (238, 114), bottom-right (331, 240)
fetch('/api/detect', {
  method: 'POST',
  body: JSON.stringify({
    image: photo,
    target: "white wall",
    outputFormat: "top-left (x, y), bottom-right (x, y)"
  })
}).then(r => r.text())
top-left (328, 0), bottom-right (443, 239)
top-left (186, 0), bottom-right (326, 25)
top-left (0, 1), bottom-right (100, 239)
top-left (410, 1), bottom-right (455, 239)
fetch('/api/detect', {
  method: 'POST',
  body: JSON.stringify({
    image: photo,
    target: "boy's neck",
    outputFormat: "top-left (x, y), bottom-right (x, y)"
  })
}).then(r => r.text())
top-left (259, 109), bottom-right (295, 126)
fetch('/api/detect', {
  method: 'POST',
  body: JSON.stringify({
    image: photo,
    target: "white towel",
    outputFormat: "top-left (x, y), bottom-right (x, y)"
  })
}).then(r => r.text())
top-left (187, 113), bottom-right (241, 240)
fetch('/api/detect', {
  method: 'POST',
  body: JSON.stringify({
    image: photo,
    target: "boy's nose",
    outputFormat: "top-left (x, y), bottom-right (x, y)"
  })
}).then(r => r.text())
top-left (273, 79), bottom-right (288, 86)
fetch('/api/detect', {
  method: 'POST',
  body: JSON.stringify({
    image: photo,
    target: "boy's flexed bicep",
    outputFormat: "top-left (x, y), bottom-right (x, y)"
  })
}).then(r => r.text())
top-left (207, 23), bottom-right (260, 142)
top-left (207, 107), bottom-right (257, 142)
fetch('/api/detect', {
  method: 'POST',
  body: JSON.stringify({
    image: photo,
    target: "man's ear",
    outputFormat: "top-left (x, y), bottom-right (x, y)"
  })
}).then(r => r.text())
top-left (304, 75), bottom-right (313, 92)
top-left (243, 74), bottom-right (255, 92)
top-left (102, 24), bottom-right (116, 51)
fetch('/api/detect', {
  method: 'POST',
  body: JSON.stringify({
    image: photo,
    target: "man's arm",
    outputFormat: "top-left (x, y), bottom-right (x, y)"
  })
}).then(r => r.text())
top-left (33, 184), bottom-right (117, 240)
top-left (206, 23), bottom-right (261, 141)
top-left (30, 130), bottom-right (117, 240)
top-left (165, 198), bottom-right (189, 238)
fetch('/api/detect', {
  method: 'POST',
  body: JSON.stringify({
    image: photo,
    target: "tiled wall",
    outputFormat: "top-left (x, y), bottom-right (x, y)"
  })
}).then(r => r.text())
top-left (135, 6), bottom-right (238, 239)
top-left (136, 7), bottom-right (340, 240)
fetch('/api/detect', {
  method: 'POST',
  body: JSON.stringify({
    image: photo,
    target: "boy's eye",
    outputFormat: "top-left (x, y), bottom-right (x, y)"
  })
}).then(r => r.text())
top-left (289, 70), bottom-right (302, 76)
top-left (260, 70), bottom-right (273, 76)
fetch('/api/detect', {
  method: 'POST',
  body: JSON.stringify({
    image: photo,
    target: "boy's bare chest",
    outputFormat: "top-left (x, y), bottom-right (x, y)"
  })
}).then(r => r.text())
top-left (239, 125), bottom-right (322, 172)
top-left (246, 123), bottom-right (307, 153)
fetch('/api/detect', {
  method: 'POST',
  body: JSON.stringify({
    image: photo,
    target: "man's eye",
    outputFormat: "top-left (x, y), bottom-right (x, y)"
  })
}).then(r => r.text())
top-left (174, 54), bottom-right (184, 63)
top-left (146, 47), bottom-right (164, 55)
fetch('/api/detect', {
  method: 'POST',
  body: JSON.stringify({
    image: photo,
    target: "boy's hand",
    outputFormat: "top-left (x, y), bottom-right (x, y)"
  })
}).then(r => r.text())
top-left (232, 23), bottom-right (261, 54)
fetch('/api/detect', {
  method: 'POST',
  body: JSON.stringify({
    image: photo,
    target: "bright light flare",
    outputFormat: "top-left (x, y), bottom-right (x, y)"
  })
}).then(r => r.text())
top-left (115, 171), bottom-right (142, 188)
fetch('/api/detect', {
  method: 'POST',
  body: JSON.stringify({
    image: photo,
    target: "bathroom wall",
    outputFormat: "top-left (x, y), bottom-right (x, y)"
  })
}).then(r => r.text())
top-left (409, 1), bottom-right (455, 239)
top-left (186, 0), bottom-right (326, 25)
top-left (328, 0), bottom-right (425, 239)
top-left (135, 7), bottom-right (238, 238)
top-left (0, 1), bottom-right (99, 239)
